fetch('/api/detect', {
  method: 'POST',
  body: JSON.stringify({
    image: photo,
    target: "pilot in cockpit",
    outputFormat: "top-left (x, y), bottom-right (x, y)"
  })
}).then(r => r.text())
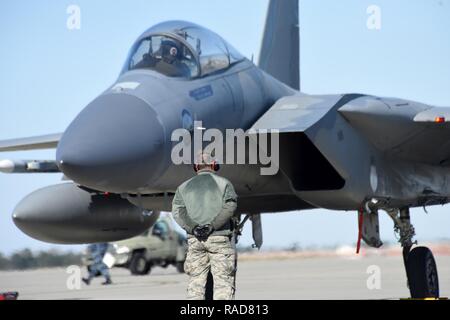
top-left (133, 37), bottom-right (192, 78)
top-left (154, 39), bottom-right (191, 78)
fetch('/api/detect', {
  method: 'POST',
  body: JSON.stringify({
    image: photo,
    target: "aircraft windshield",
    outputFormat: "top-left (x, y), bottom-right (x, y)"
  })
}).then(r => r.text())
top-left (128, 35), bottom-right (199, 78)
top-left (126, 21), bottom-right (245, 78)
top-left (182, 26), bottom-right (235, 76)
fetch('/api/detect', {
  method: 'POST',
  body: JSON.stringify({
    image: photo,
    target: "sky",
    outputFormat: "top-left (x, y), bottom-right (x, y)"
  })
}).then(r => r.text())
top-left (0, 0), bottom-right (450, 254)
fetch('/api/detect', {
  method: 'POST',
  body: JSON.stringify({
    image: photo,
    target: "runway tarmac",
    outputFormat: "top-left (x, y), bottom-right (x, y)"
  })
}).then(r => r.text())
top-left (1, 255), bottom-right (449, 300)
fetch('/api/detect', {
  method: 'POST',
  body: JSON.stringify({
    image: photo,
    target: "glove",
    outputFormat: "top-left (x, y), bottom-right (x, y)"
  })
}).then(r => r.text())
top-left (193, 224), bottom-right (214, 241)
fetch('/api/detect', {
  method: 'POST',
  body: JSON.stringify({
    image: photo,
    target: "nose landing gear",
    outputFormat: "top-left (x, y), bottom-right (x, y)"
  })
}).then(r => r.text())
top-left (387, 208), bottom-right (439, 299)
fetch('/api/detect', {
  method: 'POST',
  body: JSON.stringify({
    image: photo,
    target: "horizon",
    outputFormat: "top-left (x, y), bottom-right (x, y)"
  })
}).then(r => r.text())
top-left (1, 0), bottom-right (450, 254)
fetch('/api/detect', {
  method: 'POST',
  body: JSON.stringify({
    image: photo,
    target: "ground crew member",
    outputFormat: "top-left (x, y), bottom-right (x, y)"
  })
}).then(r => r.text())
top-left (172, 153), bottom-right (238, 300)
top-left (82, 243), bottom-right (112, 286)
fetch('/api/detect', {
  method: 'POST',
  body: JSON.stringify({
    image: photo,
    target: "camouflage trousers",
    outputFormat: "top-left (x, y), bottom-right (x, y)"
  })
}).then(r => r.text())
top-left (184, 235), bottom-right (236, 300)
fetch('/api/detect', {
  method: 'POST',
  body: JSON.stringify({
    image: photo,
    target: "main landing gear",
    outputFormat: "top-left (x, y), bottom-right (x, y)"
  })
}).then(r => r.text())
top-left (361, 202), bottom-right (440, 298)
top-left (386, 208), bottom-right (439, 299)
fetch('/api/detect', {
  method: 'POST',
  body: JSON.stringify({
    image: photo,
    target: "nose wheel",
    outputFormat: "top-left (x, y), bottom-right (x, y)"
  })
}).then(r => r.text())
top-left (387, 208), bottom-right (440, 299)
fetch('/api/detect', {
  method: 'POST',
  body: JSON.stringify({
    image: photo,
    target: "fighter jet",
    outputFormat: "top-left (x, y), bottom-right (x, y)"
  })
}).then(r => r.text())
top-left (0, 0), bottom-right (445, 298)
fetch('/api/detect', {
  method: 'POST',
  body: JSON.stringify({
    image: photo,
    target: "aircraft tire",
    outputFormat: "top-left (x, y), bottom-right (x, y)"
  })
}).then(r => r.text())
top-left (406, 247), bottom-right (439, 298)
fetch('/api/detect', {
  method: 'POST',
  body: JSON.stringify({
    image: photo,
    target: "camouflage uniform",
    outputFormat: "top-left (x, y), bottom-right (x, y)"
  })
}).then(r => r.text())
top-left (88, 243), bottom-right (110, 278)
top-left (83, 243), bottom-right (112, 285)
top-left (172, 170), bottom-right (238, 300)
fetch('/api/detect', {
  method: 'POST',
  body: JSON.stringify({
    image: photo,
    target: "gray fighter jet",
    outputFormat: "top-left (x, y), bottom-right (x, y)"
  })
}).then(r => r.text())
top-left (0, 0), bottom-right (445, 298)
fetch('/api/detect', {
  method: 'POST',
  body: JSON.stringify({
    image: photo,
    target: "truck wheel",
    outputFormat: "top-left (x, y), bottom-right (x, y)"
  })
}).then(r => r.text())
top-left (129, 252), bottom-right (151, 275)
top-left (176, 261), bottom-right (185, 273)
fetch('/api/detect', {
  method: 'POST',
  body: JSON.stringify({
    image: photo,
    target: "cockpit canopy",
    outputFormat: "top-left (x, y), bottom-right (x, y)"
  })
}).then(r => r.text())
top-left (124, 21), bottom-right (245, 78)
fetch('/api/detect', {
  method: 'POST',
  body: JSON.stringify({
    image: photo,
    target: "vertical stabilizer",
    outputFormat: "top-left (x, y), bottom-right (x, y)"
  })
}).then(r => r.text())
top-left (258, 0), bottom-right (300, 90)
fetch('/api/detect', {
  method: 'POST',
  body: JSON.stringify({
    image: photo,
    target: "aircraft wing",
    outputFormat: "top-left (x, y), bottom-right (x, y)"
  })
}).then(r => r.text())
top-left (0, 133), bottom-right (62, 152)
top-left (339, 99), bottom-right (450, 166)
top-left (250, 94), bottom-right (450, 167)
top-left (249, 94), bottom-right (345, 133)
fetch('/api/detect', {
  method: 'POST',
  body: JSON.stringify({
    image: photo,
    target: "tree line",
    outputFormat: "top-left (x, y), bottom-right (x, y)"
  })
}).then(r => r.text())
top-left (0, 249), bottom-right (83, 270)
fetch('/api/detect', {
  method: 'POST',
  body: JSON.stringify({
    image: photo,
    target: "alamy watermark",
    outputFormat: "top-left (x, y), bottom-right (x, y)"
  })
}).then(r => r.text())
top-left (171, 121), bottom-right (280, 176)
top-left (366, 265), bottom-right (382, 290)
top-left (66, 265), bottom-right (82, 290)
top-left (66, 5), bottom-right (81, 30)
top-left (367, 5), bottom-right (382, 30)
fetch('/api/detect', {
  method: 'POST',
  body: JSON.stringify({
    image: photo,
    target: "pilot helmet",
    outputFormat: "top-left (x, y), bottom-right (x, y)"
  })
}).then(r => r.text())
top-left (161, 39), bottom-right (182, 62)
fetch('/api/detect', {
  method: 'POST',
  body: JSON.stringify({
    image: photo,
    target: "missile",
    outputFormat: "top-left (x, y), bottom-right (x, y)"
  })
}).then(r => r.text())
top-left (0, 159), bottom-right (18, 173)
top-left (0, 159), bottom-right (60, 173)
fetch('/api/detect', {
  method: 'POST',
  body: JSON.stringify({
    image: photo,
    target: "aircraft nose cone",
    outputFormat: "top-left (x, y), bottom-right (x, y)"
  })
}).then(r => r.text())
top-left (57, 94), bottom-right (165, 192)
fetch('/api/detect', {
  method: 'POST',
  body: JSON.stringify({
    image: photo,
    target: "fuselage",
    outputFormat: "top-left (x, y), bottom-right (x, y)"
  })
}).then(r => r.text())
top-left (56, 22), bottom-right (304, 214)
top-left (56, 20), bottom-right (450, 214)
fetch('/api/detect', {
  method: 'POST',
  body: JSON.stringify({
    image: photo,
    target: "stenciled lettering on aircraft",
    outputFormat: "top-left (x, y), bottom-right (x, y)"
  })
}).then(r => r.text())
top-left (189, 85), bottom-right (214, 101)
top-left (111, 82), bottom-right (141, 92)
